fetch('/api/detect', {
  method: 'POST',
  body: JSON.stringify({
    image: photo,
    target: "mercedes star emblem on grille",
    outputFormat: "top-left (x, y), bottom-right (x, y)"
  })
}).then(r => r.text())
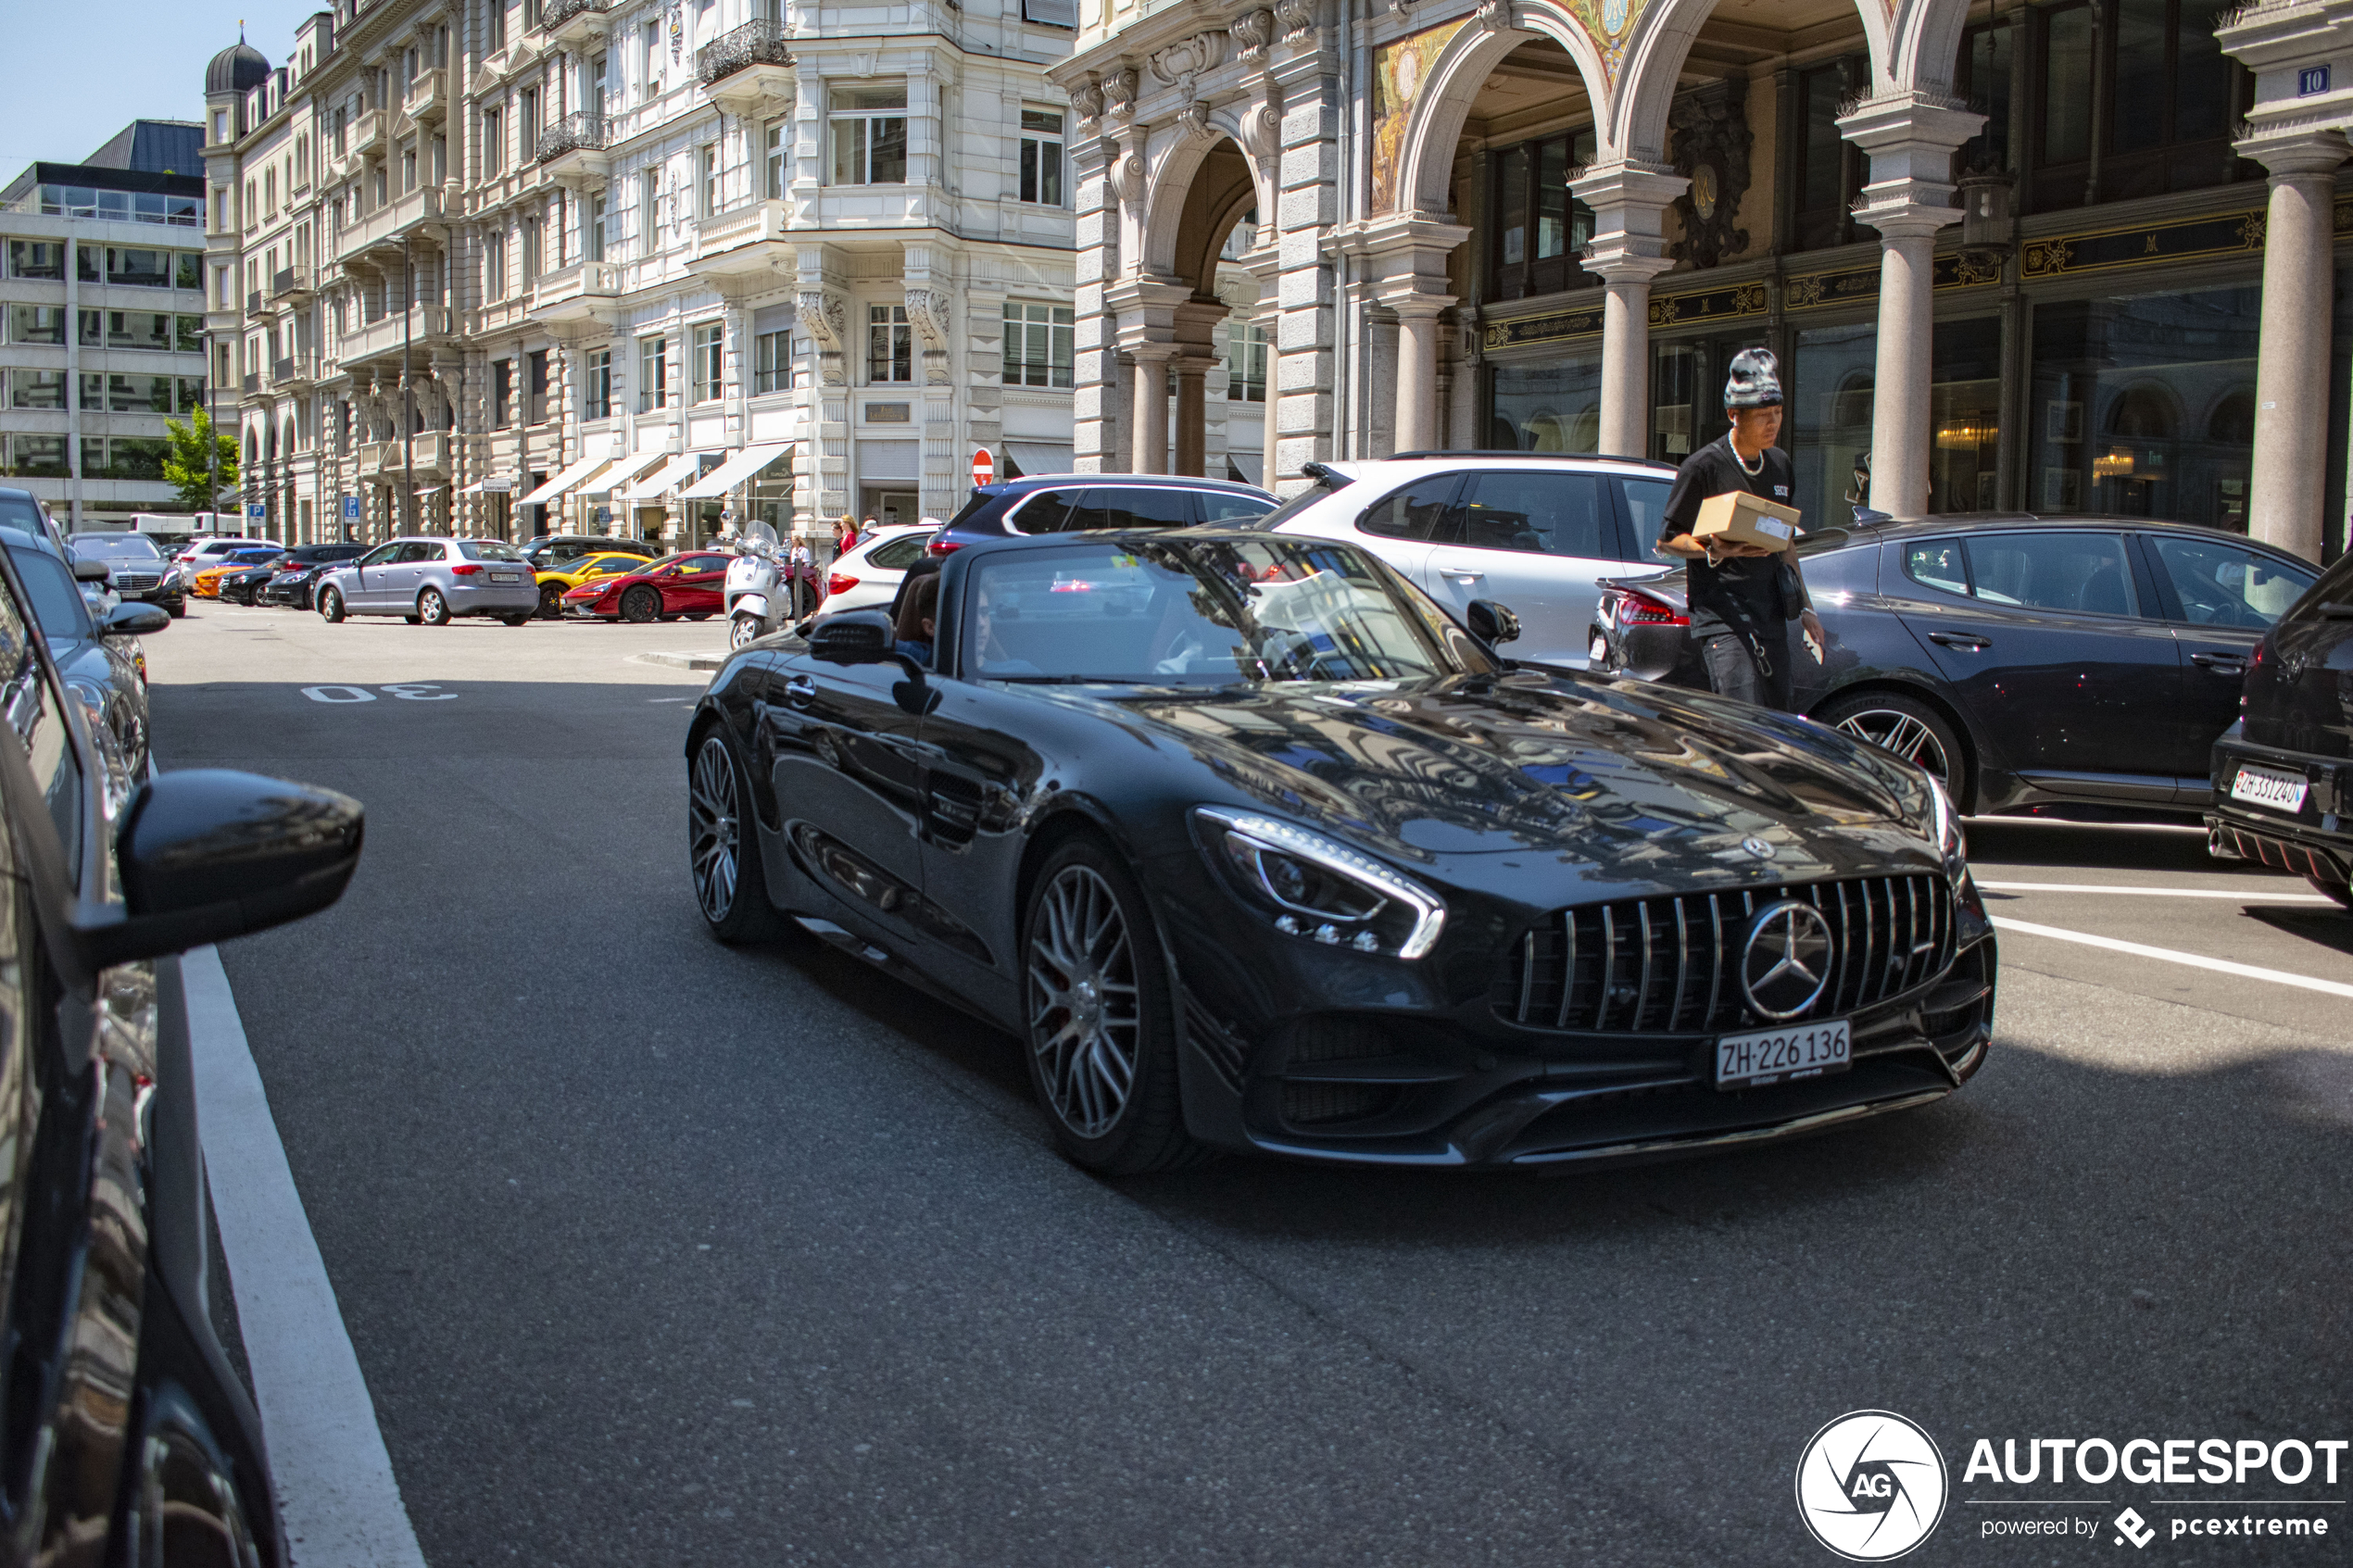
top-left (1740, 901), bottom-right (1835, 1020)
top-left (1742, 835), bottom-right (1776, 860)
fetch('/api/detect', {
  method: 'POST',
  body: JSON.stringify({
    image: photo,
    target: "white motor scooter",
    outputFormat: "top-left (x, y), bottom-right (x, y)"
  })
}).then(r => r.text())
top-left (724, 521), bottom-right (786, 650)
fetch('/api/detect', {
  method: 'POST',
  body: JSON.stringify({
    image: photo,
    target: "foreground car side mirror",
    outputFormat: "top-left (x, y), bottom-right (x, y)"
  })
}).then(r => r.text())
top-left (1466, 598), bottom-right (1521, 646)
top-left (104, 602), bottom-right (170, 636)
top-left (71, 558), bottom-right (110, 584)
top-left (809, 608), bottom-right (898, 665)
top-left (75, 770), bottom-right (364, 969)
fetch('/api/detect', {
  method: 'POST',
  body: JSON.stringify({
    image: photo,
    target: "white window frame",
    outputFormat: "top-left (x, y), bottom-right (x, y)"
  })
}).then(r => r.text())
top-left (691, 320), bottom-right (724, 403)
top-left (867, 303), bottom-right (912, 383)
top-left (1018, 108), bottom-right (1064, 206)
top-left (638, 333), bottom-right (668, 410)
top-left (1002, 302), bottom-right (1074, 389)
top-left (830, 85), bottom-right (908, 186)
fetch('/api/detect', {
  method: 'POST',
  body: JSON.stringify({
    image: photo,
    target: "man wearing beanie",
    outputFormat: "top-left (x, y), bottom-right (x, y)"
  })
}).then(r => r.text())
top-left (1655, 346), bottom-right (1824, 710)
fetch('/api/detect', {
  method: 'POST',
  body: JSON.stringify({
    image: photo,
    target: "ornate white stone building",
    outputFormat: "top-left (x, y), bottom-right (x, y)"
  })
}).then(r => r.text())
top-left (206, 0), bottom-right (1140, 547)
top-left (1054, 0), bottom-right (2353, 561)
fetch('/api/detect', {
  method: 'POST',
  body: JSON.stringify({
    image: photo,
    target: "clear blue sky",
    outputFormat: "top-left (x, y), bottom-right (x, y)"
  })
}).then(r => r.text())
top-left (3, 2), bottom-right (327, 182)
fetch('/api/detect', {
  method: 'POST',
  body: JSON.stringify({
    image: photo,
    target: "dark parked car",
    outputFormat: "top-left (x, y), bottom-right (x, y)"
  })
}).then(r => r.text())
top-left (5, 521), bottom-right (169, 778)
top-left (0, 533), bottom-right (365, 1567)
top-left (70, 531), bottom-right (185, 616)
top-left (521, 533), bottom-right (661, 571)
top-left (213, 549), bottom-right (292, 606)
top-left (929, 473), bottom-right (1278, 557)
top-left (1591, 514), bottom-right (2317, 819)
top-left (258, 543), bottom-right (367, 608)
top-left (687, 528), bottom-right (1992, 1173)
top-left (2208, 551), bottom-right (2353, 903)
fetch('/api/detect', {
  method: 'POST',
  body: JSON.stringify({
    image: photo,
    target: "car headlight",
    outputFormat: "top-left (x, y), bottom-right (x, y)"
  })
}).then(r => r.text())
top-left (1192, 807), bottom-right (1446, 960)
top-left (1926, 772), bottom-right (1964, 865)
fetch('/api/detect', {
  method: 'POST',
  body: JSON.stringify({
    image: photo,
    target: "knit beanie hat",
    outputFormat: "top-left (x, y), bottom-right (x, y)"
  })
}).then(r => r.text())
top-left (1724, 347), bottom-right (1783, 409)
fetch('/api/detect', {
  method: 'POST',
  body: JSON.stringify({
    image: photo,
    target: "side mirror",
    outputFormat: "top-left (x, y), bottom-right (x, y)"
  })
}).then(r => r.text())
top-left (104, 602), bottom-right (170, 635)
top-left (809, 608), bottom-right (898, 666)
top-left (72, 558), bottom-right (110, 583)
top-left (76, 770), bottom-right (363, 969)
top-left (1466, 598), bottom-right (1521, 646)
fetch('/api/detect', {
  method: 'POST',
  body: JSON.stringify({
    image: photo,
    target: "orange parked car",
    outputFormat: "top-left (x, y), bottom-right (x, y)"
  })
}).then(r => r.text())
top-left (191, 546), bottom-right (286, 597)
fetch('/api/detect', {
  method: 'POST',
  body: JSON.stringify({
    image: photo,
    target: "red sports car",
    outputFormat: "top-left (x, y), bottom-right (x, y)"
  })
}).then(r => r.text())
top-left (560, 551), bottom-right (730, 621)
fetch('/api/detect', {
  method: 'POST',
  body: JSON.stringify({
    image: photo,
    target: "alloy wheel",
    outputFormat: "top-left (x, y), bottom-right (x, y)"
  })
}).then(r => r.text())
top-left (730, 614), bottom-right (761, 650)
top-left (1833, 708), bottom-right (1951, 783)
top-left (420, 589), bottom-right (449, 625)
top-left (688, 734), bottom-right (741, 923)
top-left (623, 587), bottom-right (659, 623)
top-left (1026, 865), bottom-right (1141, 1139)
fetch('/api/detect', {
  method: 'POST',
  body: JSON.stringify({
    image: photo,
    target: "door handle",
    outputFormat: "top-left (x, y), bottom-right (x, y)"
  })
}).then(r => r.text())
top-left (1434, 562), bottom-right (1486, 580)
top-left (1926, 631), bottom-right (1992, 651)
top-left (783, 674), bottom-right (817, 704)
top-left (2190, 651), bottom-right (2247, 674)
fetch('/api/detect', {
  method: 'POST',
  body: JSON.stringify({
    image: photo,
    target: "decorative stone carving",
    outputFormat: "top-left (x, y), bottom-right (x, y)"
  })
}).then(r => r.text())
top-left (1106, 138), bottom-right (1148, 207)
top-left (1151, 33), bottom-right (1229, 103)
top-left (1667, 76), bottom-right (1752, 270)
top-left (1275, 0), bottom-right (1315, 43)
top-left (1474, 0), bottom-right (1510, 31)
top-left (1235, 92), bottom-right (1283, 163)
top-left (1176, 102), bottom-right (1217, 144)
top-left (1230, 8), bottom-right (1274, 59)
top-left (902, 288), bottom-right (949, 346)
top-left (1072, 79), bottom-right (1104, 130)
top-left (797, 290), bottom-right (847, 352)
top-left (1101, 69), bottom-right (1139, 122)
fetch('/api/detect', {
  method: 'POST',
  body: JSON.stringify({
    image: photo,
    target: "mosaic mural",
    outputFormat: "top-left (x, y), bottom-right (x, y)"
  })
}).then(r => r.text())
top-left (1562, 0), bottom-right (1650, 88)
top-left (1370, 17), bottom-right (1467, 213)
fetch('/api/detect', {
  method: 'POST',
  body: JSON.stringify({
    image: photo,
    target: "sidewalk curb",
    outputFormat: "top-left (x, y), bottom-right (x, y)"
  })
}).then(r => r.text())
top-left (628, 650), bottom-right (725, 672)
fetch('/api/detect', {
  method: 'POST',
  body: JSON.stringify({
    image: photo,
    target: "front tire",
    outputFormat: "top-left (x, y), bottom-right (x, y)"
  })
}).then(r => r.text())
top-left (1020, 837), bottom-right (1203, 1174)
top-left (1816, 690), bottom-right (1969, 810)
top-left (318, 587), bottom-right (346, 622)
top-left (418, 588), bottom-right (452, 626)
top-left (538, 583), bottom-right (563, 618)
top-left (622, 586), bottom-right (660, 624)
top-left (688, 727), bottom-right (784, 943)
top-left (729, 613), bottom-right (763, 650)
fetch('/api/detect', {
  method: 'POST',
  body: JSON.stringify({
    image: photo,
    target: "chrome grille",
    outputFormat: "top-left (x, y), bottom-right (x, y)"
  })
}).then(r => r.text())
top-left (1493, 874), bottom-right (1957, 1034)
top-left (113, 571), bottom-right (160, 591)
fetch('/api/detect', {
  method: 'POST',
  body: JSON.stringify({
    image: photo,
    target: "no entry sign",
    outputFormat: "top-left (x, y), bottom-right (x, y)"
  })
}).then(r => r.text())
top-left (972, 448), bottom-right (994, 486)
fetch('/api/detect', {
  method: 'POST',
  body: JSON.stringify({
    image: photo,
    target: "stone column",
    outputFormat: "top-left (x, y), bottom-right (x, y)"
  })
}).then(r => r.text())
top-left (1359, 214), bottom-right (1470, 458)
top-left (1838, 93), bottom-right (1982, 521)
top-left (1129, 346), bottom-right (1172, 472)
top-left (1570, 162), bottom-right (1686, 459)
top-left (2243, 132), bottom-right (2348, 562)
top-left (1174, 357), bottom-right (1212, 476)
top-left (1241, 240), bottom-right (1283, 484)
top-left (1391, 299), bottom-right (1450, 454)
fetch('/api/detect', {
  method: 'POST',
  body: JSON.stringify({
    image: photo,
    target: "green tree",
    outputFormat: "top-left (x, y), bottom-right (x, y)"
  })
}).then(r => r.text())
top-left (160, 405), bottom-right (238, 512)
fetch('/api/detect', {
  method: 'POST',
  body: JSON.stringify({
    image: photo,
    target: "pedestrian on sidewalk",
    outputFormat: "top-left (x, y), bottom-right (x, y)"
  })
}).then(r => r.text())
top-left (1653, 347), bottom-right (1824, 711)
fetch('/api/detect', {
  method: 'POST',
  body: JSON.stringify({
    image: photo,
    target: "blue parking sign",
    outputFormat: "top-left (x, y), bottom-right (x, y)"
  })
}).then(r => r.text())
top-left (342, 495), bottom-right (361, 521)
top-left (245, 504), bottom-right (265, 521)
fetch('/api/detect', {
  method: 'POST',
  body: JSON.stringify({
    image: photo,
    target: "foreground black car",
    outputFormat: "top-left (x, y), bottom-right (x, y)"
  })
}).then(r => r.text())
top-left (688, 529), bottom-right (1994, 1172)
top-left (1592, 513), bottom-right (2316, 819)
top-left (0, 533), bottom-right (365, 1564)
top-left (2208, 551), bottom-right (2353, 901)
top-left (258, 543), bottom-right (366, 608)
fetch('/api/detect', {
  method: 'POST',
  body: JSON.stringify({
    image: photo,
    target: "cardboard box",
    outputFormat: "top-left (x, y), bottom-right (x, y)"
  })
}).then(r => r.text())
top-left (1692, 490), bottom-right (1802, 552)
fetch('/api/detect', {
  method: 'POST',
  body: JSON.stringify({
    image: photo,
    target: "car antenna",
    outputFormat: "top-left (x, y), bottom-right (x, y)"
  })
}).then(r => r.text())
top-left (1298, 460), bottom-right (1354, 493)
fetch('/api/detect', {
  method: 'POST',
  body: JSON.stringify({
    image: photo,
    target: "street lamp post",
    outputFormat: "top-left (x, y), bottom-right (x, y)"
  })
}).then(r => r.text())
top-left (403, 234), bottom-right (416, 533)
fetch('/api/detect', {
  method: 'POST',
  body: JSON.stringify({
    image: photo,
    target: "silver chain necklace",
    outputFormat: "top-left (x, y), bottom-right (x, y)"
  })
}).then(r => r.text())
top-left (1732, 440), bottom-right (1765, 477)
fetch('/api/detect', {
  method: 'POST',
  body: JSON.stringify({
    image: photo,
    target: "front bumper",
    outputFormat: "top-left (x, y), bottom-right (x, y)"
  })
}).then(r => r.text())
top-left (2207, 734), bottom-right (2353, 883)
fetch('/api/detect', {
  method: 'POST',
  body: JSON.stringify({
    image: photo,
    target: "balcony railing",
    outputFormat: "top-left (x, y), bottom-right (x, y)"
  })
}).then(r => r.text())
top-left (337, 185), bottom-right (447, 261)
top-left (543, 0), bottom-right (611, 30)
top-left (241, 371), bottom-right (260, 395)
top-left (348, 107), bottom-right (386, 158)
top-left (340, 305), bottom-right (454, 366)
top-left (697, 18), bottom-right (793, 86)
top-left (271, 265), bottom-right (313, 301)
top-left (246, 289), bottom-right (264, 315)
top-left (406, 68), bottom-right (448, 122)
top-left (273, 353), bottom-right (318, 385)
top-left (535, 112), bottom-right (610, 163)
top-left (528, 260), bottom-right (623, 320)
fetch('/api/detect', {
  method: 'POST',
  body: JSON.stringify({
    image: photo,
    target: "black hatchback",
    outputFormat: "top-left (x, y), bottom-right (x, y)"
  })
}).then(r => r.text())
top-left (1592, 513), bottom-right (2318, 819)
top-left (928, 472), bottom-right (1278, 557)
top-left (2208, 556), bottom-right (2353, 902)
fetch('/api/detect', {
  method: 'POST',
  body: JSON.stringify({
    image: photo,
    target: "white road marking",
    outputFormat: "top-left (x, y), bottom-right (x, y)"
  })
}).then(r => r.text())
top-left (1990, 917), bottom-right (2353, 999)
top-left (1979, 880), bottom-right (2335, 903)
top-left (181, 946), bottom-right (430, 1568)
top-left (301, 685), bottom-right (376, 704)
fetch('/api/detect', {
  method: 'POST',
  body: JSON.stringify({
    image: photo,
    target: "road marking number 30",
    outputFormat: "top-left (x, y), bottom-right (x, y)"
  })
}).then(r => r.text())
top-left (300, 684), bottom-right (458, 703)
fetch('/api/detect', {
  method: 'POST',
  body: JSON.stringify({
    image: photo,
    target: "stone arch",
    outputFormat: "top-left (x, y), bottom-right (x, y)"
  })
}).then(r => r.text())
top-left (1139, 112), bottom-right (1276, 284)
top-left (1393, 10), bottom-right (1610, 218)
top-left (1886, 0), bottom-right (1978, 97)
top-left (1610, 0), bottom-right (1892, 161)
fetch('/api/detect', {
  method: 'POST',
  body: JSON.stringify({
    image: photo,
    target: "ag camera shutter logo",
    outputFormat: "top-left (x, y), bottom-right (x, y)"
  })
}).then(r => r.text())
top-left (1796, 1410), bottom-right (1949, 1561)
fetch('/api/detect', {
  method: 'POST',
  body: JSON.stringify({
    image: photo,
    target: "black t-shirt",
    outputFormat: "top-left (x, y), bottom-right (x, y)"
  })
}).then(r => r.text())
top-left (1658, 434), bottom-right (1798, 637)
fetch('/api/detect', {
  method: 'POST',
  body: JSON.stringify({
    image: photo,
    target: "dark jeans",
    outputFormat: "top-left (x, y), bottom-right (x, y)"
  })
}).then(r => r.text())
top-left (1698, 624), bottom-right (1794, 711)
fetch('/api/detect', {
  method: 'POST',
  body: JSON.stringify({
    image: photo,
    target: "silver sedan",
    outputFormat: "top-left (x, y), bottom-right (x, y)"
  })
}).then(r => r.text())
top-left (315, 537), bottom-right (540, 625)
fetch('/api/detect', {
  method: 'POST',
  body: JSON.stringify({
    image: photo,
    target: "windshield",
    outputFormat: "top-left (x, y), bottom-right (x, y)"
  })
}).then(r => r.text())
top-left (72, 534), bottom-right (162, 561)
top-left (459, 540), bottom-right (527, 562)
top-left (7, 546), bottom-right (91, 641)
top-left (963, 538), bottom-right (1491, 684)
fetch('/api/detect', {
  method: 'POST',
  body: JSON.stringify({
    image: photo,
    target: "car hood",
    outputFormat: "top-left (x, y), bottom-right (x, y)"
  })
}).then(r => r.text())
top-left (1099, 671), bottom-right (1932, 875)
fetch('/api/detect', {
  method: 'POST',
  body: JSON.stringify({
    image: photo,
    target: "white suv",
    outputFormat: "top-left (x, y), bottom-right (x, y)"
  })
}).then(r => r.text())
top-left (1265, 453), bottom-right (1680, 669)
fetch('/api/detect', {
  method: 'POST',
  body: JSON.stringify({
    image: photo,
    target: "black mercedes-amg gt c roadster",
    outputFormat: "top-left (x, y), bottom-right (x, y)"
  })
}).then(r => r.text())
top-left (686, 528), bottom-right (1994, 1173)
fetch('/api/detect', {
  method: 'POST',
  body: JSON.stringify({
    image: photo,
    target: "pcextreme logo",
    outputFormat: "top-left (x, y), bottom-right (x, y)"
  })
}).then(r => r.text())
top-left (1796, 1410), bottom-right (1951, 1562)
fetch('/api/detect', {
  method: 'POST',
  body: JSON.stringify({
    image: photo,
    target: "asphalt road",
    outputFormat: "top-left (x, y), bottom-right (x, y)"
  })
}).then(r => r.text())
top-left (147, 601), bottom-right (2353, 1566)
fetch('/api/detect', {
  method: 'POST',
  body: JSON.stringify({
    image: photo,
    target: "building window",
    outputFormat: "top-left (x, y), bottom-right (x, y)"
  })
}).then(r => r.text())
top-left (401, 141), bottom-right (418, 194)
top-left (6, 241), bottom-right (63, 281)
top-left (484, 108), bottom-right (504, 177)
top-left (868, 304), bottom-right (912, 383)
top-left (492, 358), bottom-right (512, 426)
top-left (764, 119), bottom-right (787, 200)
top-left (586, 194), bottom-right (607, 261)
top-left (212, 108), bottom-right (229, 143)
top-left (521, 88), bottom-right (541, 159)
top-left (640, 170), bottom-right (661, 253)
top-left (698, 144), bottom-right (719, 216)
top-left (527, 348), bottom-right (549, 424)
top-left (585, 346), bottom-right (612, 419)
top-left (489, 0), bottom-right (507, 52)
top-left (1489, 127), bottom-right (1597, 301)
top-left (587, 53), bottom-right (608, 119)
top-left (10, 370), bottom-right (66, 409)
top-left (7, 306), bottom-right (63, 345)
top-left (1019, 109), bottom-right (1064, 205)
top-left (642, 20), bottom-right (661, 99)
top-left (691, 320), bottom-right (724, 402)
top-left (753, 328), bottom-right (791, 393)
top-left (639, 334), bottom-right (668, 410)
top-left (522, 215), bottom-right (542, 282)
top-left (1227, 320), bottom-right (1267, 403)
top-left (1793, 59), bottom-right (1864, 251)
top-left (1958, 19), bottom-right (2015, 175)
top-left (831, 86), bottom-right (908, 185)
top-left (2024, 0), bottom-right (2248, 208)
top-left (485, 231), bottom-right (508, 300)
top-left (1001, 302), bottom-right (1072, 389)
